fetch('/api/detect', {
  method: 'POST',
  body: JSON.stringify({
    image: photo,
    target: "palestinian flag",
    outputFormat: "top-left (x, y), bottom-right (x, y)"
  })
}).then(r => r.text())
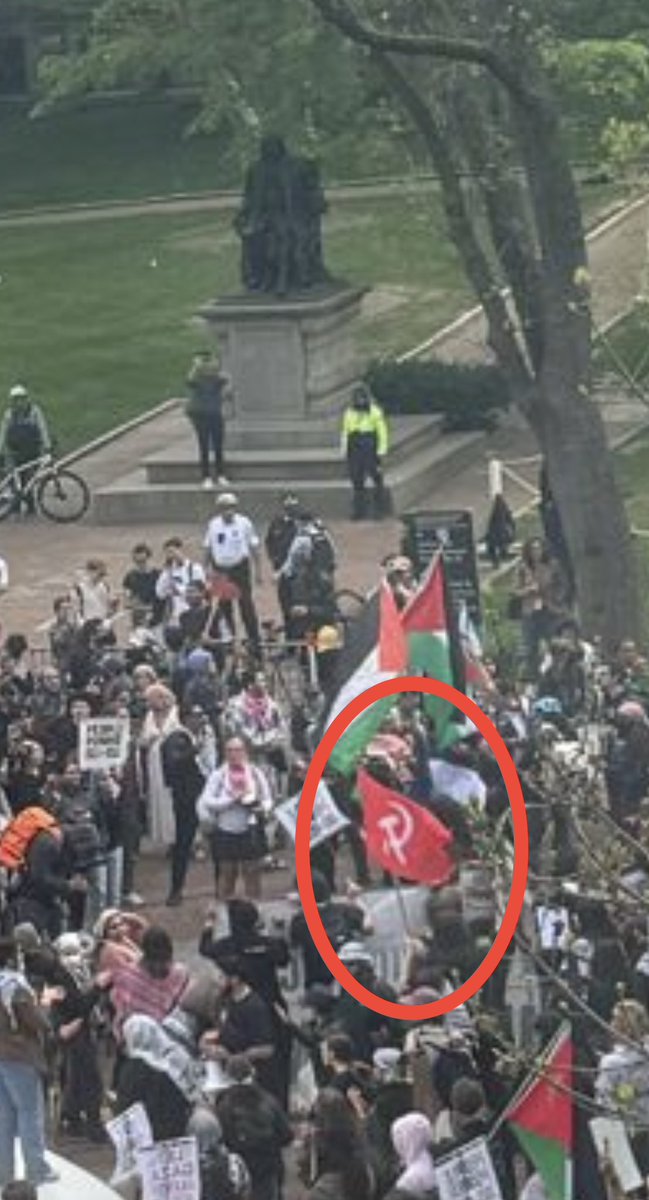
top-left (507, 1025), bottom-right (573, 1200)
top-left (458, 599), bottom-right (495, 694)
top-left (401, 555), bottom-right (465, 747)
top-left (323, 581), bottom-right (406, 775)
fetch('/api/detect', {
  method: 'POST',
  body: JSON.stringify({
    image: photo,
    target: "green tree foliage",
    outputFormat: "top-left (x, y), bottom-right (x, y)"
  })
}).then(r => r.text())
top-left (35, 0), bottom-right (411, 175)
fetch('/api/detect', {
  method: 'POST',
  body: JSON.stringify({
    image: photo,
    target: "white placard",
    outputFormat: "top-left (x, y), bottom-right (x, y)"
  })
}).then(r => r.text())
top-left (203, 1058), bottom-right (233, 1093)
top-left (138, 1137), bottom-right (200, 1200)
top-left (590, 1117), bottom-right (643, 1194)
top-left (429, 758), bottom-right (487, 810)
top-left (436, 1138), bottom-right (503, 1200)
top-left (78, 717), bottom-right (130, 772)
top-left (274, 780), bottom-right (349, 848)
top-left (106, 1102), bottom-right (153, 1184)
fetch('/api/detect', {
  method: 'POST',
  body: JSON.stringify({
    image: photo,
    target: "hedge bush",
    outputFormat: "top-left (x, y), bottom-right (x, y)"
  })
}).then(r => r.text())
top-left (364, 357), bottom-right (511, 431)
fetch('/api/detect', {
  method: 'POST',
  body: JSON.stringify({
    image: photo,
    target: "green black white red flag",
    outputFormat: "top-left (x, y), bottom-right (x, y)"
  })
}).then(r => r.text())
top-left (506, 1025), bottom-right (573, 1200)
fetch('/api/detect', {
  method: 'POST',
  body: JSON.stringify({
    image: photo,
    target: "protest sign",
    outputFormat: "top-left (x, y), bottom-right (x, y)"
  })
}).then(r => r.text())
top-left (402, 508), bottom-right (482, 626)
top-left (275, 780), bottom-right (349, 848)
top-left (590, 1117), bottom-right (642, 1194)
top-left (429, 758), bottom-right (487, 810)
top-left (138, 1137), bottom-right (200, 1200)
top-left (78, 717), bottom-right (129, 772)
top-left (106, 1102), bottom-right (153, 1184)
top-left (436, 1138), bottom-right (503, 1200)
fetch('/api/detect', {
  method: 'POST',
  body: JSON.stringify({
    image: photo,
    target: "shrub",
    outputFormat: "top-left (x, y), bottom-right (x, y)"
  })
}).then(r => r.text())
top-left (365, 357), bottom-right (510, 431)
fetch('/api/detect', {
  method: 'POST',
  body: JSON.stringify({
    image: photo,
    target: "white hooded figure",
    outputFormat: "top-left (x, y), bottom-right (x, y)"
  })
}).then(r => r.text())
top-left (390, 1112), bottom-right (437, 1198)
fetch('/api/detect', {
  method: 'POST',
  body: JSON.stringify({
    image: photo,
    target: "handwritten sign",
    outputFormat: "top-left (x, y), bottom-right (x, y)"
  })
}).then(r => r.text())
top-left (106, 1102), bottom-right (153, 1184)
top-left (79, 717), bottom-right (129, 772)
top-left (436, 1138), bottom-right (503, 1200)
top-left (137, 1137), bottom-right (200, 1200)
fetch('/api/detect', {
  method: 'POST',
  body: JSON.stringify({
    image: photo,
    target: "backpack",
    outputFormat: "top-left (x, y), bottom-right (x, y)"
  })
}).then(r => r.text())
top-left (58, 796), bottom-right (104, 871)
top-left (309, 526), bottom-right (335, 577)
top-left (224, 1091), bottom-right (277, 1157)
top-left (0, 806), bottom-right (60, 872)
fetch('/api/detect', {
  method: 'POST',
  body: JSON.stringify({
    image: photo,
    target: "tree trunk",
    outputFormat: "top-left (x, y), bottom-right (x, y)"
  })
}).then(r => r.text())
top-left (534, 381), bottom-right (641, 648)
top-left (307, 0), bottom-right (644, 646)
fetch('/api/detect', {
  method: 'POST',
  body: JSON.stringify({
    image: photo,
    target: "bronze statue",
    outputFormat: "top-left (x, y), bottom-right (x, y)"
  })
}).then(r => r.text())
top-left (234, 136), bottom-right (328, 296)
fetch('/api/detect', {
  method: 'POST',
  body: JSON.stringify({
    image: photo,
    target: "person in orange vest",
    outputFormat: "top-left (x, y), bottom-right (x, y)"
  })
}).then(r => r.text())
top-left (341, 385), bottom-right (389, 521)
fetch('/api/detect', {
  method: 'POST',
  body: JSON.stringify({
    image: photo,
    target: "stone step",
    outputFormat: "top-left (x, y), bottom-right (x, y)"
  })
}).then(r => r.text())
top-left (388, 428), bottom-right (486, 512)
top-left (92, 427), bottom-right (485, 525)
top-left (143, 414), bottom-right (444, 483)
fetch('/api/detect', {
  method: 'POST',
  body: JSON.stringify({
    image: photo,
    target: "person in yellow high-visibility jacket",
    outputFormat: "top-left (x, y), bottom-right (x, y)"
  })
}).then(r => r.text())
top-left (341, 384), bottom-right (389, 520)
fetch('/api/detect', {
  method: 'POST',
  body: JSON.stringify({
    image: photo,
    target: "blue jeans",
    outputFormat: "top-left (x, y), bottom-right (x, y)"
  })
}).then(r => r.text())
top-left (0, 1059), bottom-right (50, 1185)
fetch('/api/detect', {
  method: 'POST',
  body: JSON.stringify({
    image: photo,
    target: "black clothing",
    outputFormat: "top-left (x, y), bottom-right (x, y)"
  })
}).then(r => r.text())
top-left (123, 566), bottom-right (159, 609)
top-left (200, 928), bottom-right (288, 1012)
top-left (161, 728), bottom-right (205, 897)
top-left (347, 434), bottom-right (386, 520)
top-left (266, 512), bottom-right (300, 630)
top-left (220, 988), bottom-right (279, 1098)
top-left (187, 365), bottom-right (228, 479)
top-left (330, 977), bottom-right (400, 1063)
top-left (11, 829), bottom-right (74, 938)
top-left (5, 770), bottom-right (43, 815)
top-left (49, 969), bottom-right (104, 1127)
top-left (220, 989), bottom-right (274, 1056)
top-left (192, 411), bottom-right (224, 479)
top-left (116, 1057), bottom-right (191, 1141)
top-left (215, 1082), bottom-right (292, 1200)
top-left (218, 559), bottom-right (260, 649)
top-left (201, 927), bottom-right (292, 1105)
top-left (485, 494), bottom-right (516, 566)
top-left (290, 900), bottom-right (365, 989)
top-left (437, 1117), bottom-right (516, 1200)
top-left (265, 514), bottom-right (299, 572)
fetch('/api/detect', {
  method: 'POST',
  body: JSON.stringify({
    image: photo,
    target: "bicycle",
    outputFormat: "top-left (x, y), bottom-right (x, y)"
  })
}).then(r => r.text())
top-left (0, 452), bottom-right (91, 523)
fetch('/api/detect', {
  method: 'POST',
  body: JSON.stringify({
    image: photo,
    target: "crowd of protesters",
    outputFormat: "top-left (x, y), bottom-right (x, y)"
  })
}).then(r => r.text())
top-left (1, 484), bottom-right (649, 1199)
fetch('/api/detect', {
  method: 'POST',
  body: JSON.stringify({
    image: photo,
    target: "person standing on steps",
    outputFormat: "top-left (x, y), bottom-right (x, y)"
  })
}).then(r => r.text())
top-left (341, 383), bottom-right (389, 521)
top-left (186, 350), bottom-right (233, 490)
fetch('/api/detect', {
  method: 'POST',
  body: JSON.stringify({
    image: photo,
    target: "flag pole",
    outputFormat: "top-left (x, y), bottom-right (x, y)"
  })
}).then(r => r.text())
top-left (393, 879), bottom-right (413, 937)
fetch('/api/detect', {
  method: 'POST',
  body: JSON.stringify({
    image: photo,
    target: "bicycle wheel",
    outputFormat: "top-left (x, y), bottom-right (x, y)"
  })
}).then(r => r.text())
top-left (36, 469), bottom-right (90, 523)
top-left (0, 479), bottom-right (18, 521)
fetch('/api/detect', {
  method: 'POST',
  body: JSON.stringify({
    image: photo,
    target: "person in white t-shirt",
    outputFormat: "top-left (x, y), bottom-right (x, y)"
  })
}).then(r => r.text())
top-left (203, 492), bottom-right (261, 651)
top-left (0, 556), bottom-right (8, 594)
top-left (155, 536), bottom-right (205, 625)
top-left (74, 559), bottom-right (116, 624)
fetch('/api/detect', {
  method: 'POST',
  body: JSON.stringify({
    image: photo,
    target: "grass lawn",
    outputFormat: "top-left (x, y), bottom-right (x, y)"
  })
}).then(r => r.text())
top-left (0, 101), bottom-right (241, 210)
top-left (0, 100), bottom-right (414, 212)
top-left (0, 101), bottom-right (629, 214)
top-left (0, 192), bottom-right (472, 449)
top-left (596, 300), bottom-right (649, 386)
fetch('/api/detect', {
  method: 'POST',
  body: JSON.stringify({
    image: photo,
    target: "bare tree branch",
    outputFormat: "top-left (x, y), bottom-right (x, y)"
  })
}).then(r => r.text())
top-left (309, 0), bottom-right (540, 111)
top-left (449, 78), bottom-right (545, 373)
top-left (374, 50), bottom-right (536, 412)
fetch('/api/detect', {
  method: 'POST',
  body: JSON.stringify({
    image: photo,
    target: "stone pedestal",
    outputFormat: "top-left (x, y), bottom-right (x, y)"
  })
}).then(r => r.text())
top-left (197, 285), bottom-right (365, 443)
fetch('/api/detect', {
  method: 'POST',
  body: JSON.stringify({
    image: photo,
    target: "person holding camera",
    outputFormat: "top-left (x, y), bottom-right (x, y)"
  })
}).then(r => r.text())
top-left (186, 350), bottom-right (233, 489)
top-left (197, 736), bottom-right (273, 902)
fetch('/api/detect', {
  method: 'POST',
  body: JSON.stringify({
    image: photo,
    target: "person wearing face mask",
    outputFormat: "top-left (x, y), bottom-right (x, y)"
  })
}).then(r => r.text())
top-left (204, 492), bottom-right (262, 652)
top-left (340, 384), bottom-right (389, 521)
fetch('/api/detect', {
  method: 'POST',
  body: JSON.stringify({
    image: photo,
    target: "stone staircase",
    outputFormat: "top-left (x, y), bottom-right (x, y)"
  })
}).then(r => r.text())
top-left (92, 414), bottom-right (485, 524)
